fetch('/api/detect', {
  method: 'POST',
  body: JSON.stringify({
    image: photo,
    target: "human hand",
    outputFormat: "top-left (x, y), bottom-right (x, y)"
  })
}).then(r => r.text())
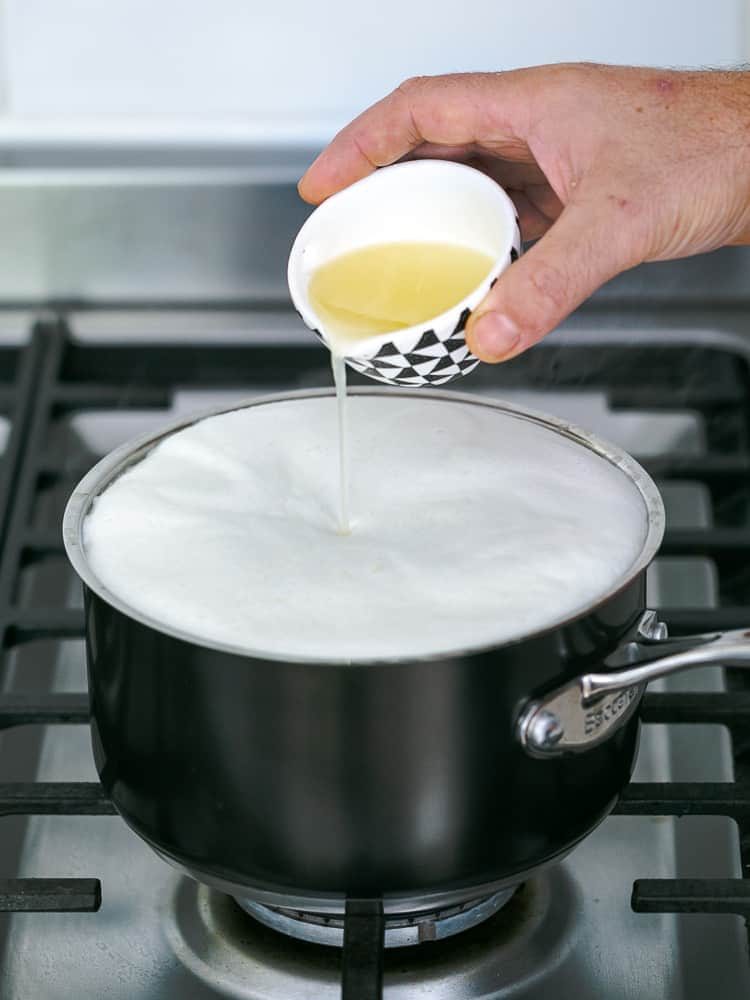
top-left (299, 65), bottom-right (750, 363)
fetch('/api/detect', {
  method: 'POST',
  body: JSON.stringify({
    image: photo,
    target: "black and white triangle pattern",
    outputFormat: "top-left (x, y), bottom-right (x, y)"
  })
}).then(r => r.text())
top-left (344, 307), bottom-right (480, 387)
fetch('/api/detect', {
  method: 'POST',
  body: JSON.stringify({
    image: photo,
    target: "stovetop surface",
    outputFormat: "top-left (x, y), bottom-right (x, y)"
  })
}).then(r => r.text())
top-left (0, 316), bottom-right (748, 998)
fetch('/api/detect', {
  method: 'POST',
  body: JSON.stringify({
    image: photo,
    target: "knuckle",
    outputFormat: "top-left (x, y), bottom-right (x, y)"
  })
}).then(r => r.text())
top-left (527, 260), bottom-right (569, 314)
top-left (560, 61), bottom-right (604, 83)
top-left (540, 62), bottom-right (595, 91)
top-left (396, 76), bottom-right (429, 98)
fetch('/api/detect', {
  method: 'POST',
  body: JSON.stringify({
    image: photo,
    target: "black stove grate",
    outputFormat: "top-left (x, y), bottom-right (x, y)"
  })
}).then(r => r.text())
top-left (0, 318), bottom-right (749, 987)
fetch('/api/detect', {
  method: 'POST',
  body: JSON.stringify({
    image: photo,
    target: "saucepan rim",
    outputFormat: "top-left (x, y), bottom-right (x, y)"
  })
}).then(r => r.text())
top-left (62, 386), bottom-right (666, 666)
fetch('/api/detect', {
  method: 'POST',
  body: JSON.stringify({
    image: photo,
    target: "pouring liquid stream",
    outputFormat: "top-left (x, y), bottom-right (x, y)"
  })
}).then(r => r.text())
top-left (330, 352), bottom-right (350, 535)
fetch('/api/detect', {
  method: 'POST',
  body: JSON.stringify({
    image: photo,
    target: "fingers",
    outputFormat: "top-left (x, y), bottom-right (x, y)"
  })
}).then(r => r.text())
top-left (400, 150), bottom-right (559, 239)
top-left (508, 190), bottom-right (554, 241)
top-left (522, 182), bottom-right (564, 221)
top-left (298, 72), bottom-right (533, 204)
top-left (403, 145), bottom-right (548, 191)
top-left (466, 199), bottom-right (633, 362)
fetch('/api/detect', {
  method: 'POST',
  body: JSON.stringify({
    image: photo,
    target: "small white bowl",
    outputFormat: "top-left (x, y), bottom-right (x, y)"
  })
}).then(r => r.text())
top-left (288, 159), bottom-right (522, 387)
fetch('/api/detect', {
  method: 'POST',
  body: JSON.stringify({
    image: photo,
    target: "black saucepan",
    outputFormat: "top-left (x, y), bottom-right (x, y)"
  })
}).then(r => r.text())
top-left (62, 388), bottom-right (750, 914)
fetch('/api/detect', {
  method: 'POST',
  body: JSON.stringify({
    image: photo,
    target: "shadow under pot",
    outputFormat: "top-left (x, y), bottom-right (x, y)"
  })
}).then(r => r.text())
top-left (62, 388), bottom-right (750, 914)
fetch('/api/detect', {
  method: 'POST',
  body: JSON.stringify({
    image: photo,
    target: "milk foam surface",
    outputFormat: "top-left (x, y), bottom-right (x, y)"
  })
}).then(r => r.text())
top-left (83, 396), bottom-right (649, 661)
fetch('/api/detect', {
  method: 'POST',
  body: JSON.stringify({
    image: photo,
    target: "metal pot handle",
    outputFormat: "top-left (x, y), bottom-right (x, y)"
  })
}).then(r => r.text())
top-left (517, 611), bottom-right (750, 757)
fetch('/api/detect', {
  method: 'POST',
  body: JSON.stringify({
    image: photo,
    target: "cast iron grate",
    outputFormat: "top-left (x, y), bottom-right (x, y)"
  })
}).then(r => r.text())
top-left (0, 318), bottom-right (748, 995)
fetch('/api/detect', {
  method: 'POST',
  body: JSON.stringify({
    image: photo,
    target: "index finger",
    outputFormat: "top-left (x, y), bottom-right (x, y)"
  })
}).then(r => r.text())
top-left (298, 71), bottom-right (534, 204)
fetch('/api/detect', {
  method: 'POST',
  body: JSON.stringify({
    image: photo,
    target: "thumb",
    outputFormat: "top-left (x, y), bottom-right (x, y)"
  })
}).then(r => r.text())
top-left (466, 201), bottom-right (634, 362)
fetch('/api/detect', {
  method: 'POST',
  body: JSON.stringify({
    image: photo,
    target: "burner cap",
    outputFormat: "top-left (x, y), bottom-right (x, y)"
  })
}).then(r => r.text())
top-left (234, 888), bottom-right (516, 948)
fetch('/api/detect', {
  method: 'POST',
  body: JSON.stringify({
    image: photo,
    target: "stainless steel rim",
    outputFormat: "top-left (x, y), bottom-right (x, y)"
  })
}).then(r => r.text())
top-left (62, 386), bottom-right (666, 666)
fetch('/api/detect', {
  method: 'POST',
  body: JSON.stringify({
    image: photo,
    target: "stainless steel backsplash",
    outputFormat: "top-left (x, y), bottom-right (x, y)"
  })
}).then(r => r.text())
top-left (0, 145), bottom-right (748, 333)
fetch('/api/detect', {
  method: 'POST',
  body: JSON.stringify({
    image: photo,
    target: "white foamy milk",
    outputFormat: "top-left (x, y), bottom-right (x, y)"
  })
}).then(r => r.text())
top-left (83, 396), bottom-right (649, 662)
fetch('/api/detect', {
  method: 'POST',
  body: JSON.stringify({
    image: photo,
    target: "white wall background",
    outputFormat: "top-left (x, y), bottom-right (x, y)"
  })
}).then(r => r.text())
top-left (0, 0), bottom-right (746, 144)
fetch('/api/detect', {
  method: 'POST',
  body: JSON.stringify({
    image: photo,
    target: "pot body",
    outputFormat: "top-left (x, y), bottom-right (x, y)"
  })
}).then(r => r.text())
top-left (85, 570), bottom-right (645, 906)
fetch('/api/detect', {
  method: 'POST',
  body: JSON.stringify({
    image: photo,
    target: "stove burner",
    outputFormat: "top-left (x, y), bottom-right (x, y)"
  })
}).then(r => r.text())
top-left (164, 868), bottom-right (579, 998)
top-left (235, 888), bottom-right (516, 948)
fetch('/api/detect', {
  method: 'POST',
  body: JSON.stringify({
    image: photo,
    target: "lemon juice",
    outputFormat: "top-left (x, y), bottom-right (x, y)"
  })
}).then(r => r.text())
top-left (309, 241), bottom-right (494, 350)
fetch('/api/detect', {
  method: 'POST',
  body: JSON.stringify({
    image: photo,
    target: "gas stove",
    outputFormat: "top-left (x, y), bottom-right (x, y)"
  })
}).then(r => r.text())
top-left (0, 313), bottom-right (747, 998)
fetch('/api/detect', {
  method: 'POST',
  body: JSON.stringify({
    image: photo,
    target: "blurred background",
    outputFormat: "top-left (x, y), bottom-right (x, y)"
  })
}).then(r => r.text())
top-left (0, 0), bottom-right (746, 146)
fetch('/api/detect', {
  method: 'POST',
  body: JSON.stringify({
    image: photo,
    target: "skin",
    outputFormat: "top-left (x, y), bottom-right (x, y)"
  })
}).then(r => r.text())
top-left (298, 64), bottom-right (750, 363)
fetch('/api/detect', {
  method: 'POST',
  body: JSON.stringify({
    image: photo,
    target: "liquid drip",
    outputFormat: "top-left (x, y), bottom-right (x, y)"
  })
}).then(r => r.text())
top-left (308, 241), bottom-right (494, 352)
top-left (331, 352), bottom-right (350, 534)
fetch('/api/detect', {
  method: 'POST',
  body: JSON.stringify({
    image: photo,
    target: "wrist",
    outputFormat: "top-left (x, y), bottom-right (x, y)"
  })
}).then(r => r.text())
top-left (718, 72), bottom-right (750, 245)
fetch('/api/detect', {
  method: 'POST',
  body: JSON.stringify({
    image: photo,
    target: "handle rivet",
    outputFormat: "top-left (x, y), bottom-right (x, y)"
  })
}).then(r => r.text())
top-left (528, 710), bottom-right (564, 751)
top-left (637, 610), bottom-right (669, 642)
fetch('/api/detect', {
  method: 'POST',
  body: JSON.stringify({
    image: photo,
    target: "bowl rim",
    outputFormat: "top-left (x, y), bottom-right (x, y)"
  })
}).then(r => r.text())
top-left (287, 159), bottom-right (521, 359)
top-left (63, 386), bottom-right (666, 666)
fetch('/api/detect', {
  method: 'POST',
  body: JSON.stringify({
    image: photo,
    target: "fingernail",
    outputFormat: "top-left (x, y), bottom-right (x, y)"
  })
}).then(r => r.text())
top-left (472, 313), bottom-right (521, 361)
top-left (297, 171), bottom-right (314, 199)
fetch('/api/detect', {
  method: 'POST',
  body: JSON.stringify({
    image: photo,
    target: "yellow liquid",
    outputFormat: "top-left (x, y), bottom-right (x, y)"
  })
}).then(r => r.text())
top-left (308, 241), bottom-right (494, 350)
